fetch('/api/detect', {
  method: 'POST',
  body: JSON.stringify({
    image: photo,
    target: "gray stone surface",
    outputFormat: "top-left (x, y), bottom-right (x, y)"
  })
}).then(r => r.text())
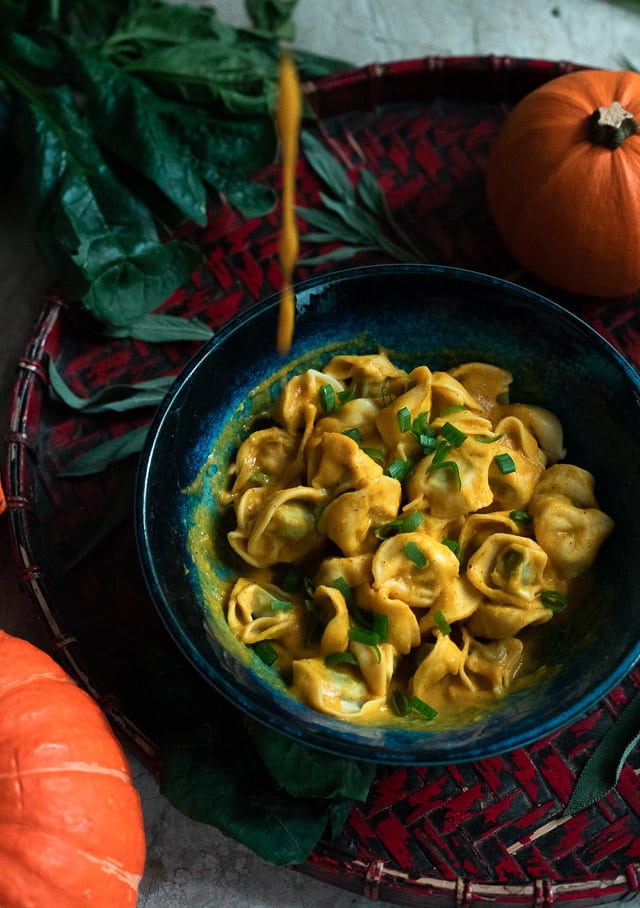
top-left (3, 2), bottom-right (640, 905)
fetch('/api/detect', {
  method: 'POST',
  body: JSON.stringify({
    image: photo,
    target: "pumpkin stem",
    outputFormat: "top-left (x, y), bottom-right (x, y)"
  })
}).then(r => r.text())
top-left (589, 101), bottom-right (639, 150)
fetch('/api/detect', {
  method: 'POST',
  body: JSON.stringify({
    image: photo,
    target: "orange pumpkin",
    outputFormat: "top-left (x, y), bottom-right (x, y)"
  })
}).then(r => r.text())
top-left (486, 68), bottom-right (640, 298)
top-left (0, 630), bottom-right (146, 907)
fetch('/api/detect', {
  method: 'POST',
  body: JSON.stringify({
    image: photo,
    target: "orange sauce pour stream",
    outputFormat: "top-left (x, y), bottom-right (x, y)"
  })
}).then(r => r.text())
top-left (276, 51), bottom-right (302, 355)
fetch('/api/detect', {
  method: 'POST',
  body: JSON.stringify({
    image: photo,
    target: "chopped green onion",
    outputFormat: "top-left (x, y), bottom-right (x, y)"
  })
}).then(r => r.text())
top-left (402, 510), bottom-right (423, 532)
top-left (303, 575), bottom-right (315, 598)
top-left (427, 458), bottom-right (461, 489)
top-left (494, 452), bottom-right (516, 475)
top-left (325, 651), bottom-right (359, 667)
top-left (331, 576), bottom-right (354, 607)
top-left (433, 609), bottom-right (451, 635)
top-left (396, 406), bottom-right (412, 433)
top-left (338, 384), bottom-right (358, 404)
top-left (319, 383), bottom-right (336, 413)
top-left (387, 458), bottom-right (413, 481)
top-left (362, 447), bottom-right (386, 465)
top-left (250, 469), bottom-right (270, 485)
top-left (251, 640), bottom-right (278, 666)
top-left (440, 421), bottom-right (467, 447)
top-left (282, 567), bottom-right (304, 592)
top-left (342, 427), bottom-right (362, 444)
top-left (403, 541), bottom-right (427, 568)
top-left (348, 626), bottom-right (381, 646)
top-left (510, 509), bottom-right (532, 525)
top-left (442, 538), bottom-right (462, 560)
top-left (440, 404), bottom-right (467, 416)
top-left (474, 433), bottom-right (504, 444)
top-left (410, 696), bottom-right (438, 720)
top-left (419, 432), bottom-right (437, 453)
top-left (541, 590), bottom-right (568, 612)
top-left (412, 411), bottom-right (431, 436)
top-left (375, 518), bottom-right (403, 540)
top-left (372, 613), bottom-right (389, 642)
top-left (390, 688), bottom-right (411, 717)
top-left (270, 597), bottom-right (293, 612)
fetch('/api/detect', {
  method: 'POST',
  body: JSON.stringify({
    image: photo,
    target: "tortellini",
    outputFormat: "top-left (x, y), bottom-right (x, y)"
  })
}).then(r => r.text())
top-left (218, 352), bottom-right (614, 725)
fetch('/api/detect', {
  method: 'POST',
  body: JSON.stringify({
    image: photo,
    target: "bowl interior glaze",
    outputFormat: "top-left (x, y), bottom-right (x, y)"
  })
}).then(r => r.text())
top-left (136, 264), bottom-right (640, 765)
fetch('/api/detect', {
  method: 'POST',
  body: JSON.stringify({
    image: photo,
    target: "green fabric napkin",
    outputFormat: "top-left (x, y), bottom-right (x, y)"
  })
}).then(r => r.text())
top-left (565, 687), bottom-right (640, 815)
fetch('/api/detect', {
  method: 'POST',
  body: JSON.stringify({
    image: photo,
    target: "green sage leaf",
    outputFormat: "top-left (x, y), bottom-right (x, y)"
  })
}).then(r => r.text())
top-left (59, 425), bottom-right (149, 477)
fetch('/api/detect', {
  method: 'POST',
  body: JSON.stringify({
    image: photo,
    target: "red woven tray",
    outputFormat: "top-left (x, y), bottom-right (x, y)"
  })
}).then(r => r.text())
top-left (6, 56), bottom-right (640, 907)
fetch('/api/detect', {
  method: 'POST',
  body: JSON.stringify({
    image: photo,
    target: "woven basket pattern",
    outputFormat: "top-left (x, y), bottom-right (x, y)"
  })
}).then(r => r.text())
top-left (6, 57), bottom-right (640, 906)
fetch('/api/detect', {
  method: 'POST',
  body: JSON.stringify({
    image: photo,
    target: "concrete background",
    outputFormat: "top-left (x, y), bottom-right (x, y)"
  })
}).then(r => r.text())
top-left (2, 1), bottom-right (640, 905)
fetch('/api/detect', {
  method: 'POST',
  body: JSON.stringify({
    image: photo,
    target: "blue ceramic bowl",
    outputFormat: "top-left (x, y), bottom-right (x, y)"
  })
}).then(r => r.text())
top-left (135, 264), bottom-right (640, 765)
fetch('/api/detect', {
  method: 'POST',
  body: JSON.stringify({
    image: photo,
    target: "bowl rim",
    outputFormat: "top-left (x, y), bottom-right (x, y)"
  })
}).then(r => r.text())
top-left (135, 262), bottom-right (640, 765)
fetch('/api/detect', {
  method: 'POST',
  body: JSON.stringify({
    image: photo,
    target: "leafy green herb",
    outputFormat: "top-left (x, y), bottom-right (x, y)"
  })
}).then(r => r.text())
top-left (0, 1), bottom-right (350, 336)
top-left (297, 131), bottom-right (426, 265)
top-left (58, 425), bottom-right (149, 477)
top-left (48, 360), bottom-right (176, 413)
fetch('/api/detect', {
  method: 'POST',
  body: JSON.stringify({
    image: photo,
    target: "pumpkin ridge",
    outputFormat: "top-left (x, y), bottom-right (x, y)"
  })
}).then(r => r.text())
top-left (0, 761), bottom-right (133, 784)
top-left (0, 671), bottom-right (75, 701)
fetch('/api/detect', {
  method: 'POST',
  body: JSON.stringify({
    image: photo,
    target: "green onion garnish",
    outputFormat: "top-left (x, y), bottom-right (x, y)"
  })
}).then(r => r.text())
top-left (412, 411), bottom-right (431, 436)
top-left (397, 406), bottom-right (412, 433)
top-left (325, 651), bottom-right (359, 667)
top-left (331, 576), bottom-right (354, 607)
top-left (442, 538), bottom-right (461, 560)
top-left (319, 383), bottom-right (336, 413)
top-left (375, 510), bottom-right (423, 540)
top-left (362, 447), bottom-right (386, 465)
top-left (510, 510), bottom-right (532, 525)
top-left (410, 696), bottom-right (438, 720)
top-left (338, 384), bottom-right (358, 404)
top-left (440, 421), bottom-right (467, 447)
top-left (372, 613), bottom-right (389, 642)
top-left (387, 458), bottom-right (413, 481)
top-left (419, 432), bottom-right (437, 453)
top-left (270, 597), bottom-right (293, 612)
top-left (541, 590), bottom-right (568, 612)
top-left (348, 626), bottom-right (381, 646)
top-left (390, 689), bottom-right (412, 717)
top-left (251, 641), bottom-right (278, 666)
top-left (250, 469), bottom-right (270, 485)
top-left (282, 567), bottom-right (304, 592)
top-left (494, 452), bottom-right (516, 475)
top-left (342, 427), bottom-right (362, 444)
top-left (474, 433), bottom-right (504, 444)
top-left (403, 541), bottom-right (427, 568)
top-left (439, 404), bottom-right (466, 416)
top-left (427, 457), bottom-right (461, 489)
top-left (433, 609), bottom-right (451, 635)
top-left (402, 510), bottom-right (423, 532)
